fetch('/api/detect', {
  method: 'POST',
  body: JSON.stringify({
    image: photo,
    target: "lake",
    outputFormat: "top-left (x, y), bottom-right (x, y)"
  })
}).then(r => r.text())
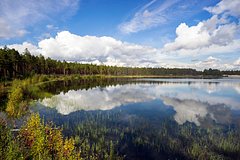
top-left (28, 78), bottom-right (240, 159)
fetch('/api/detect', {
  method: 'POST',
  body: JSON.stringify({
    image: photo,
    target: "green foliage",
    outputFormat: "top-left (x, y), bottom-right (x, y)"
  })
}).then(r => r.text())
top-left (2, 46), bottom-right (239, 82)
top-left (5, 76), bottom-right (56, 118)
top-left (2, 46), bottom-right (228, 82)
top-left (0, 125), bottom-right (23, 160)
top-left (203, 68), bottom-right (222, 77)
top-left (18, 113), bottom-right (81, 159)
top-left (6, 86), bottom-right (26, 118)
top-left (0, 113), bottom-right (81, 160)
top-left (19, 113), bottom-right (47, 159)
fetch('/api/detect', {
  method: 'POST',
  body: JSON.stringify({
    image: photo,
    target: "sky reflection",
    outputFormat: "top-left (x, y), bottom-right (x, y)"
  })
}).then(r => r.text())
top-left (40, 79), bottom-right (240, 126)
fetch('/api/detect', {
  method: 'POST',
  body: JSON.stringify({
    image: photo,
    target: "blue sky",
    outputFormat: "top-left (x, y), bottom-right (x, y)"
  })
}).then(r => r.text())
top-left (0, 0), bottom-right (240, 70)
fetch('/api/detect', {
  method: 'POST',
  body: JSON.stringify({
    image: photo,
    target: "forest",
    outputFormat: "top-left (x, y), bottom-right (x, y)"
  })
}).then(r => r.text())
top-left (1, 47), bottom-right (238, 81)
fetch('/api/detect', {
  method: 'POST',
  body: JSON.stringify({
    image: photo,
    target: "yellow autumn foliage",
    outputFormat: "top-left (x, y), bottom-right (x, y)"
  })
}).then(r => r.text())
top-left (19, 113), bottom-right (81, 159)
top-left (6, 86), bottom-right (24, 117)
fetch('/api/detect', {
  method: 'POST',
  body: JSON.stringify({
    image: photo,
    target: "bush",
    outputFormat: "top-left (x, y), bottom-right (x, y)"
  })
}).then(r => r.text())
top-left (19, 113), bottom-right (81, 159)
top-left (6, 86), bottom-right (27, 118)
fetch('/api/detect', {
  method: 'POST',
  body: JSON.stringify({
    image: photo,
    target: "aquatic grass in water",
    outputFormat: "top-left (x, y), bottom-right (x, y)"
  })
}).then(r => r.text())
top-left (1, 77), bottom-right (240, 159)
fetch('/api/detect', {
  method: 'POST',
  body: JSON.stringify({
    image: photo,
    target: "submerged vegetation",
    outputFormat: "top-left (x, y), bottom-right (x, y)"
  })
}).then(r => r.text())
top-left (44, 108), bottom-right (240, 160)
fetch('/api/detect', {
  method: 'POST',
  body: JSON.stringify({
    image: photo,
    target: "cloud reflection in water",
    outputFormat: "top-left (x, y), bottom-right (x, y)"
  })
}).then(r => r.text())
top-left (40, 79), bottom-right (240, 126)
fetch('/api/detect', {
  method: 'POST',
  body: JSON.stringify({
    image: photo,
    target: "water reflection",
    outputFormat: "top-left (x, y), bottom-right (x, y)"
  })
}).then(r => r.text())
top-left (161, 96), bottom-right (233, 126)
top-left (39, 79), bottom-right (240, 126)
top-left (161, 97), bottom-right (210, 126)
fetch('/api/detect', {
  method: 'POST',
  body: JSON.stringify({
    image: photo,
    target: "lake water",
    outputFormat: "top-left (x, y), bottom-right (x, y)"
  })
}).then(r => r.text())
top-left (33, 78), bottom-right (240, 159)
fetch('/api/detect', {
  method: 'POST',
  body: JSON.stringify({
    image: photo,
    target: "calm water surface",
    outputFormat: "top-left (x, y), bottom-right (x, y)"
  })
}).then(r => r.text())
top-left (33, 78), bottom-right (240, 159)
top-left (36, 78), bottom-right (240, 127)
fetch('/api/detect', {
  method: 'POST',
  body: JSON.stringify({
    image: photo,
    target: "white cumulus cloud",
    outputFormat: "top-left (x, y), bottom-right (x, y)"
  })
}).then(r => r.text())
top-left (163, 19), bottom-right (239, 54)
top-left (38, 31), bottom-right (160, 67)
top-left (7, 42), bottom-right (41, 55)
top-left (3, 30), bottom-right (240, 70)
top-left (164, 22), bottom-right (210, 51)
top-left (160, 0), bottom-right (240, 59)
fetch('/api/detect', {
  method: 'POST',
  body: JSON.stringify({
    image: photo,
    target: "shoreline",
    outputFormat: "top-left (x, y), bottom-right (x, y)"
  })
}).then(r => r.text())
top-left (2, 73), bottom-right (240, 88)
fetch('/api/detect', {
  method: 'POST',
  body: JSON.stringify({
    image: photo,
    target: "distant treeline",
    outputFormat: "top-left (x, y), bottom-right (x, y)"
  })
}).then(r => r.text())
top-left (0, 47), bottom-right (239, 80)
